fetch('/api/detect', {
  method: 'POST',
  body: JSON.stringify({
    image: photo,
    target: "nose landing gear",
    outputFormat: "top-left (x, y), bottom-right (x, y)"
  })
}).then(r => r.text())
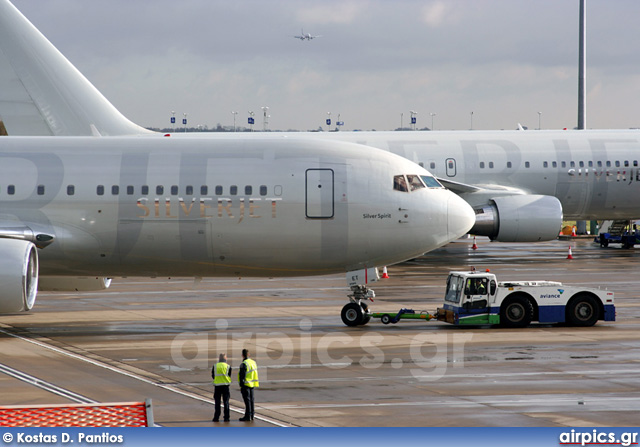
top-left (341, 285), bottom-right (374, 327)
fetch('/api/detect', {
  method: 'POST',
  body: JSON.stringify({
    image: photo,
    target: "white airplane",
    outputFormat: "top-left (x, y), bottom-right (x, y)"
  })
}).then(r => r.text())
top-left (312, 129), bottom-right (640, 242)
top-left (293, 29), bottom-right (321, 41)
top-left (0, 0), bottom-right (475, 325)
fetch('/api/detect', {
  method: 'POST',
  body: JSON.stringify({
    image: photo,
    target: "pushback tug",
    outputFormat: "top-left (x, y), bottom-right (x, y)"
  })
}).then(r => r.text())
top-left (341, 269), bottom-right (615, 328)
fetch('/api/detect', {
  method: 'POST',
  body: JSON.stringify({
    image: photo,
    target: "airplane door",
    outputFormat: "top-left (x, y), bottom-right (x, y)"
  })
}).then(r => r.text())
top-left (445, 158), bottom-right (457, 177)
top-left (306, 168), bottom-right (334, 218)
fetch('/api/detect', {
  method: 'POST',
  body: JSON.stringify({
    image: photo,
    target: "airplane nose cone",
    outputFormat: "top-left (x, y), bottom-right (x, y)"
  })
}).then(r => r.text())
top-left (447, 194), bottom-right (476, 239)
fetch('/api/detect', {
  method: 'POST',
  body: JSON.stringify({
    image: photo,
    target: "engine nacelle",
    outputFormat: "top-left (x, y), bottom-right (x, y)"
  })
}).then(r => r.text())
top-left (39, 277), bottom-right (112, 292)
top-left (470, 195), bottom-right (563, 242)
top-left (0, 239), bottom-right (38, 313)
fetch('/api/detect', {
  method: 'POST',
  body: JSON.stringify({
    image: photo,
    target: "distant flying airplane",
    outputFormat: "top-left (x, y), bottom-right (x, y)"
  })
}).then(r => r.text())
top-left (0, 0), bottom-right (474, 325)
top-left (293, 29), bottom-right (321, 41)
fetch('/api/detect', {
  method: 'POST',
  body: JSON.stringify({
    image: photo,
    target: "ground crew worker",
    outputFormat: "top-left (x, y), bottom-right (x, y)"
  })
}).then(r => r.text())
top-left (238, 348), bottom-right (259, 421)
top-left (211, 353), bottom-right (232, 422)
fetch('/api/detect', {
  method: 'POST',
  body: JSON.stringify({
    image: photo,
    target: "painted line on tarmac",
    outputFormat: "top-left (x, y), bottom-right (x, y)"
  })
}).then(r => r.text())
top-left (0, 327), bottom-right (289, 428)
top-left (0, 362), bottom-right (96, 404)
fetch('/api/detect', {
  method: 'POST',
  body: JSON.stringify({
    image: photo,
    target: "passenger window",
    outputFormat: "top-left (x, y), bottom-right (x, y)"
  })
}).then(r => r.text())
top-left (489, 162), bottom-right (494, 168)
top-left (37, 185), bottom-right (45, 195)
top-left (230, 185), bottom-right (238, 195)
top-left (525, 161), bottom-right (530, 168)
top-left (186, 185), bottom-right (193, 195)
top-left (479, 162), bottom-right (485, 169)
top-left (201, 185), bottom-right (208, 195)
top-left (561, 161), bottom-right (566, 168)
top-left (421, 175), bottom-right (443, 188)
top-left (97, 185), bottom-right (104, 196)
top-left (127, 185), bottom-right (134, 195)
top-left (597, 161), bottom-right (603, 167)
top-left (215, 186), bottom-right (223, 195)
top-left (588, 161), bottom-right (593, 167)
top-left (606, 161), bottom-right (611, 167)
top-left (67, 185), bottom-right (75, 196)
top-left (171, 185), bottom-right (178, 195)
top-left (430, 162), bottom-right (436, 169)
top-left (579, 161), bottom-right (584, 168)
top-left (570, 161), bottom-right (575, 168)
top-left (7, 185), bottom-right (15, 195)
top-left (112, 185), bottom-right (119, 195)
top-left (393, 175), bottom-right (408, 192)
top-left (624, 160), bottom-right (629, 167)
top-left (543, 161), bottom-right (548, 168)
top-left (260, 185), bottom-right (267, 196)
top-left (507, 161), bottom-right (512, 168)
top-left (406, 175), bottom-right (425, 191)
top-left (245, 185), bottom-right (252, 195)
top-left (552, 161), bottom-right (557, 168)
top-left (156, 185), bottom-right (164, 195)
top-left (141, 185), bottom-right (149, 195)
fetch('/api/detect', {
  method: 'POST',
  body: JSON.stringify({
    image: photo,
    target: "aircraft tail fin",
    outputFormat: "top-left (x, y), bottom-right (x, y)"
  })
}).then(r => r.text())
top-left (0, 0), bottom-right (151, 136)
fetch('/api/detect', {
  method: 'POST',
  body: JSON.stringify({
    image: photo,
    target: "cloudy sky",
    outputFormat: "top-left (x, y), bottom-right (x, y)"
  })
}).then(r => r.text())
top-left (11, 0), bottom-right (640, 131)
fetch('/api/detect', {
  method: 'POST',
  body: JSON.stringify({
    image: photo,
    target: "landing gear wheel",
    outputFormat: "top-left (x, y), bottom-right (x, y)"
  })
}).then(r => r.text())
top-left (381, 314), bottom-right (391, 325)
top-left (599, 235), bottom-right (608, 248)
top-left (566, 294), bottom-right (599, 327)
top-left (341, 303), bottom-right (364, 327)
top-left (500, 295), bottom-right (533, 328)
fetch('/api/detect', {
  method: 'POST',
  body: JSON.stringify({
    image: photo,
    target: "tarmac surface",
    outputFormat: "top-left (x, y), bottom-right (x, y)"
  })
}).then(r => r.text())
top-left (1, 237), bottom-right (639, 427)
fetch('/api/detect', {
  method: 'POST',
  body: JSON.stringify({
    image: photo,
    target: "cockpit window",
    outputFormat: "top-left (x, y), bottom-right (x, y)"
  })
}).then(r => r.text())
top-left (421, 175), bottom-right (444, 188)
top-left (406, 175), bottom-right (426, 191)
top-left (393, 175), bottom-right (408, 192)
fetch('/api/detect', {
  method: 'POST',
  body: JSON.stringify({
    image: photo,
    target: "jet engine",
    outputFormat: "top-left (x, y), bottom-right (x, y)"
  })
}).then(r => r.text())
top-left (470, 195), bottom-right (563, 242)
top-left (0, 239), bottom-right (38, 313)
top-left (39, 276), bottom-right (112, 292)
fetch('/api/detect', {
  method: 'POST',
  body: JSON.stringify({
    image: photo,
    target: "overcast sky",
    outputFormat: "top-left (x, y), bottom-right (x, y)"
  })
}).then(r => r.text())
top-left (11, 0), bottom-right (640, 131)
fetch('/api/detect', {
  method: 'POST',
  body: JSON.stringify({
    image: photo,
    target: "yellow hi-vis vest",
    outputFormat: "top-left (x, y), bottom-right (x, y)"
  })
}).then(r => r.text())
top-left (213, 362), bottom-right (231, 386)
top-left (240, 359), bottom-right (259, 388)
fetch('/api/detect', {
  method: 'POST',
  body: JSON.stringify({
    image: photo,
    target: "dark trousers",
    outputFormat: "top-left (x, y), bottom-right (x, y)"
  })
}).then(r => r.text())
top-left (240, 386), bottom-right (255, 419)
top-left (213, 385), bottom-right (230, 421)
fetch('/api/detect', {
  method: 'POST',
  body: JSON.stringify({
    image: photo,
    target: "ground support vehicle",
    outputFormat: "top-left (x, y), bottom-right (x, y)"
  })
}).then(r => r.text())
top-left (355, 270), bottom-right (615, 328)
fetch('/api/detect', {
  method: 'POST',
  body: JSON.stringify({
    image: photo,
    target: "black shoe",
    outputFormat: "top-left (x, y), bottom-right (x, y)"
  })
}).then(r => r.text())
top-left (223, 419), bottom-right (230, 422)
top-left (239, 417), bottom-right (251, 421)
top-left (212, 419), bottom-right (219, 422)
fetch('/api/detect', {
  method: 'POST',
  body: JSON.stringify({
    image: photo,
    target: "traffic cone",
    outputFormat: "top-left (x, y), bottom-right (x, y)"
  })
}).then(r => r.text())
top-left (567, 246), bottom-right (574, 260)
top-left (571, 226), bottom-right (577, 237)
top-left (381, 266), bottom-right (390, 279)
top-left (472, 236), bottom-right (478, 250)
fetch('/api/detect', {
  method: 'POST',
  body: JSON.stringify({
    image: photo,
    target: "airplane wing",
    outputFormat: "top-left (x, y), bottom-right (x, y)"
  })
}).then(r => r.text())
top-left (436, 178), bottom-right (482, 194)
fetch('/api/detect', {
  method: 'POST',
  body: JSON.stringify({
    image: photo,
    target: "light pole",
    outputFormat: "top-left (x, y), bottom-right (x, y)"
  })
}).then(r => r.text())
top-left (538, 111), bottom-right (542, 130)
top-left (326, 112), bottom-right (331, 131)
top-left (262, 106), bottom-right (269, 131)
top-left (410, 110), bottom-right (417, 131)
top-left (231, 111), bottom-right (238, 132)
top-left (470, 111), bottom-right (474, 130)
top-left (170, 111), bottom-right (176, 131)
top-left (400, 112), bottom-right (404, 130)
top-left (430, 112), bottom-right (436, 131)
top-left (182, 113), bottom-right (188, 133)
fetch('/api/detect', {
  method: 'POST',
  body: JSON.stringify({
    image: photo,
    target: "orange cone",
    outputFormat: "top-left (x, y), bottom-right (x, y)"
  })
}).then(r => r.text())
top-left (381, 266), bottom-right (390, 279)
top-left (567, 246), bottom-right (574, 260)
top-left (472, 236), bottom-right (478, 250)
